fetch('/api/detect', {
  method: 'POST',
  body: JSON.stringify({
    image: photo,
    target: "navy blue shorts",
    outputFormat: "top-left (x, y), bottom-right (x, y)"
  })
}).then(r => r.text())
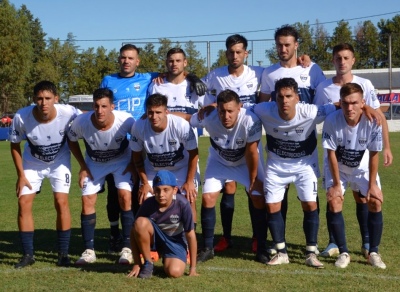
top-left (149, 220), bottom-right (187, 263)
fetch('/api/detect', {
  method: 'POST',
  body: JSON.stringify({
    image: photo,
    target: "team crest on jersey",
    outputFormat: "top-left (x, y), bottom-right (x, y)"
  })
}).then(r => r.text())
top-left (246, 82), bottom-right (253, 89)
top-left (115, 136), bottom-right (123, 143)
top-left (134, 83), bottom-right (140, 91)
top-left (358, 138), bottom-right (367, 146)
top-left (59, 130), bottom-right (65, 136)
top-left (300, 74), bottom-right (308, 82)
top-left (338, 138), bottom-right (343, 143)
top-left (295, 127), bottom-right (304, 135)
top-left (235, 138), bottom-right (245, 146)
top-left (168, 139), bottom-right (177, 146)
top-left (322, 131), bottom-right (331, 140)
top-left (170, 214), bottom-right (179, 224)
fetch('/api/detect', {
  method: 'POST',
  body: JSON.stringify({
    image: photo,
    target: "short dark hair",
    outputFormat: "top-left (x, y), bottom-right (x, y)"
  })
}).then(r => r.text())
top-left (167, 48), bottom-right (186, 59)
top-left (93, 88), bottom-right (114, 103)
top-left (145, 93), bottom-right (168, 109)
top-left (340, 83), bottom-right (364, 99)
top-left (275, 77), bottom-right (298, 93)
top-left (332, 43), bottom-right (355, 57)
top-left (34, 81), bottom-right (58, 96)
top-left (274, 25), bottom-right (298, 42)
top-left (225, 34), bottom-right (248, 50)
top-left (216, 89), bottom-right (241, 105)
top-left (120, 44), bottom-right (140, 55)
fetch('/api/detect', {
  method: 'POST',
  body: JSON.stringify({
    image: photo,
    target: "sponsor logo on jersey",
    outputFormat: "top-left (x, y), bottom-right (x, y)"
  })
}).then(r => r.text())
top-left (33, 136), bottom-right (38, 140)
top-left (235, 138), bottom-right (245, 146)
top-left (170, 214), bottom-right (179, 224)
top-left (300, 74), bottom-right (308, 82)
top-left (168, 139), bottom-right (177, 146)
top-left (134, 83), bottom-right (140, 91)
top-left (115, 136), bottom-right (123, 143)
top-left (358, 138), bottom-right (367, 146)
top-left (322, 131), bottom-right (331, 140)
top-left (295, 127), bottom-right (304, 135)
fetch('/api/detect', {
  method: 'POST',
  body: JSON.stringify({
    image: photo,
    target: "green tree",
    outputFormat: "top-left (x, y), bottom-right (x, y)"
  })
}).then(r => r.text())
top-left (211, 49), bottom-right (228, 70)
top-left (0, 0), bottom-right (33, 112)
top-left (354, 20), bottom-right (380, 69)
top-left (293, 21), bottom-right (313, 57)
top-left (139, 43), bottom-right (160, 72)
top-left (311, 20), bottom-right (331, 70)
top-left (330, 20), bottom-right (353, 48)
top-left (184, 41), bottom-right (207, 77)
top-left (378, 14), bottom-right (400, 68)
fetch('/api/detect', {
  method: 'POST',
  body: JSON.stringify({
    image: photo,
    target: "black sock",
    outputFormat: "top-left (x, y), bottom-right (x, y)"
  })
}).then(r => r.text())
top-left (201, 206), bottom-right (216, 249)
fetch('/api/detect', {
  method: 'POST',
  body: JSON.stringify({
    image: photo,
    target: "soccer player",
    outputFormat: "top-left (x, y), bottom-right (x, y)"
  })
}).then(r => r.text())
top-left (314, 43), bottom-right (393, 258)
top-left (252, 78), bottom-right (337, 268)
top-left (191, 89), bottom-right (265, 263)
top-left (322, 83), bottom-right (386, 269)
top-left (148, 48), bottom-right (202, 225)
top-left (258, 25), bottom-right (326, 253)
top-left (100, 44), bottom-right (206, 253)
top-left (130, 93), bottom-right (199, 220)
top-left (68, 88), bottom-right (135, 265)
top-left (10, 81), bottom-right (79, 268)
top-left (200, 34), bottom-right (266, 257)
top-left (127, 170), bottom-right (198, 279)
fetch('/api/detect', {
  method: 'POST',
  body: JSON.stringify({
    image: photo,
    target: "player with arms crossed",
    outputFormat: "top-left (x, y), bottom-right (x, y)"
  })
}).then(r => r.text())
top-left (68, 88), bottom-right (135, 265)
top-left (190, 89), bottom-right (265, 263)
top-left (10, 81), bottom-right (79, 268)
top-left (127, 170), bottom-right (198, 279)
top-left (322, 83), bottom-right (386, 269)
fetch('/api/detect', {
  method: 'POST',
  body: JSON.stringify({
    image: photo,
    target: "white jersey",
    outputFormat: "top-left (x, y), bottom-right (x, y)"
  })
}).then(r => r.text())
top-left (130, 114), bottom-right (197, 171)
top-left (68, 110), bottom-right (134, 164)
top-left (260, 62), bottom-right (326, 104)
top-left (314, 75), bottom-right (380, 109)
top-left (252, 102), bottom-right (336, 175)
top-left (190, 108), bottom-right (262, 167)
top-left (202, 65), bottom-right (264, 106)
top-left (9, 104), bottom-right (79, 165)
top-left (148, 78), bottom-right (200, 114)
top-left (322, 111), bottom-right (382, 175)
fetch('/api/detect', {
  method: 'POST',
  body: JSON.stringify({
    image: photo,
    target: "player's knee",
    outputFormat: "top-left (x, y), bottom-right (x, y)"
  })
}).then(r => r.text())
top-left (164, 263), bottom-right (184, 278)
top-left (328, 198), bottom-right (343, 212)
top-left (202, 193), bottom-right (218, 207)
top-left (224, 181), bottom-right (236, 193)
top-left (368, 198), bottom-right (382, 212)
top-left (250, 195), bottom-right (265, 209)
top-left (134, 217), bottom-right (150, 231)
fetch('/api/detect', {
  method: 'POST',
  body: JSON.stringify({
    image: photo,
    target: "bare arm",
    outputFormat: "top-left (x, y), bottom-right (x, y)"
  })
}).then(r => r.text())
top-left (376, 108), bottom-right (392, 166)
top-left (185, 229), bottom-right (198, 276)
top-left (68, 139), bottom-right (92, 188)
top-left (132, 150), bottom-right (152, 204)
top-left (326, 149), bottom-right (343, 207)
top-left (181, 148), bottom-right (199, 203)
top-left (244, 141), bottom-right (263, 195)
top-left (367, 151), bottom-right (383, 204)
top-left (10, 142), bottom-right (31, 197)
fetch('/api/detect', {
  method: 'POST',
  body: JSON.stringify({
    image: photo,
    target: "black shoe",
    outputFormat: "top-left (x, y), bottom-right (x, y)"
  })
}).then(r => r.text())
top-left (57, 253), bottom-right (71, 267)
top-left (108, 235), bottom-right (123, 254)
top-left (197, 247), bottom-right (214, 263)
top-left (138, 261), bottom-right (154, 279)
top-left (15, 254), bottom-right (35, 269)
top-left (255, 252), bottom-right (269, 264)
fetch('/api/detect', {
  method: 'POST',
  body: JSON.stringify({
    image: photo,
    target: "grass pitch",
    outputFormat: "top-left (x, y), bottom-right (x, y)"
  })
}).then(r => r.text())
top-left (1, 135), bottom-right (400, 291)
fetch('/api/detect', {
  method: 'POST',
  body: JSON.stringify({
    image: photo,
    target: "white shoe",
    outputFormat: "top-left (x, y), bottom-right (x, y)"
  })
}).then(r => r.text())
top-left (305, 253), bottom-right (324, 269)
top-left (267, 252), bottom-right (289, 266)
top-left (119, 247), bottom-right (133, 265)
top-left (335, 252), bottom-right (350, 268)
top-left (368, 252), bottom-right (386, 269)
top-left (321, 243), bottom-right (339, 257)
top-left (75, 249), bottom-right (96, 265)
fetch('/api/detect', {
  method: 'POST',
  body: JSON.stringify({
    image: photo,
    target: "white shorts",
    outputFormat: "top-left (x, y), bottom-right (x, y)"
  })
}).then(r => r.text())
top-left (20, 160), bottom-right (71, 195)
top-left (264, 163), bottom-right (318, 203)
top-left (82, 160), bottom-right (132, 196)
top-left (324, 167), bottom-right (381, 196)
top-left (144, 166), bottom-right (200, 197)
top-left (202, 158), bottom-right (264, 195)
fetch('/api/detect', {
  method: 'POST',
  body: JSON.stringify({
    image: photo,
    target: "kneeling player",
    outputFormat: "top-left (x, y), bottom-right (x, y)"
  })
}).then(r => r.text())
top-left (127, 170), bottom-right (198, 279)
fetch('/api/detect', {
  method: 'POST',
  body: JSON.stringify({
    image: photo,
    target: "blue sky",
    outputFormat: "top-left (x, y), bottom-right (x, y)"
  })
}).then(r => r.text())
top-left (9, 0), bottom-right (400, 53)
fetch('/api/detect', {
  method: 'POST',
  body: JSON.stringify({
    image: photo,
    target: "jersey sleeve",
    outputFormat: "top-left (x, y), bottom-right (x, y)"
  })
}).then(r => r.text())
top-left (180, 198), bottom-right (194, 232)
top-left (259, 69), bottom-right (273, 94)
top-left (367, 122), bottom-right (383, 152)
top-left (321, 114), bottom-right (337, 151)
top-left (313, 82), bottom-right (329, 106)
top-left (246, 112), bottom-right (262, 143)
top-left (129, 120), bottom-right (144, 152)
top-left (310, 63), bottom-right (326, 89)
top-left (314, 104), bottom-right (336, 124)
top-left (190, 113), bottom-right (204, 128)
top-left (8, 111), bottom-right (24, 143)
top-left (182, 125), bottom-right (198, 151)
top-left (67, 115), bottom-right (84, 142)
top-left (363, 80), bottom-right (380, 109)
